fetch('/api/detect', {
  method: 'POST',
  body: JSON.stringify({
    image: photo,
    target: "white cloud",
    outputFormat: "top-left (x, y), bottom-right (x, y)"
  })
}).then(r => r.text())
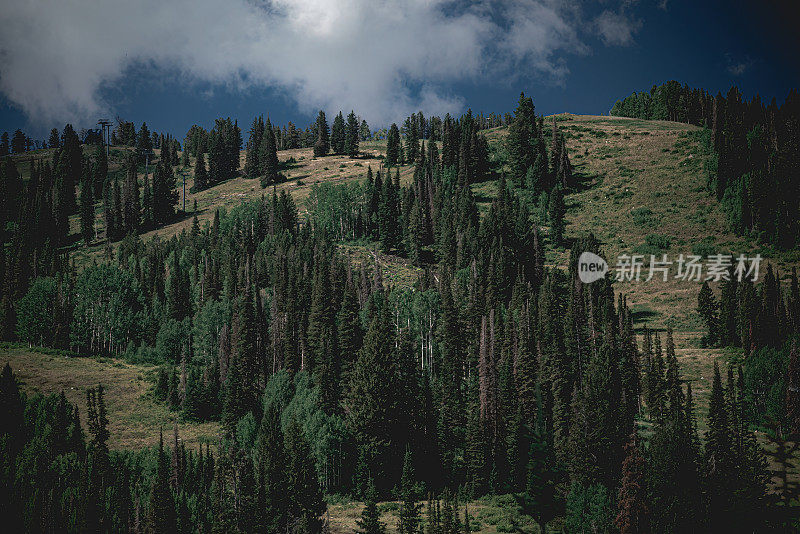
top-left (593, 9), bottom-right (642, 46)
top-left (725, 54), bottom-right (754, 77)
top-left (0, 0), bottom-right (610, 129)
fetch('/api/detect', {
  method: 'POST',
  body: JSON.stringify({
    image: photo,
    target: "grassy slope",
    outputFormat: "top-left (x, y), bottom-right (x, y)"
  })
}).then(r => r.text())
top-left (1, 344), bottom-right (218, 450)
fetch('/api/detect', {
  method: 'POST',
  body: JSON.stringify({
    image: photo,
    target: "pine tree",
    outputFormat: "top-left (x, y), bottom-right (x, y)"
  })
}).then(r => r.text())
top-left (331, 112), bottom-right (346, 155)
top-left (166, 251), bottom-right (190, 321)
top-left (357, 480), bottom-right (386, 534)
top-left (506, 92), bottom-right (537, 185)
top-left (193, 152), bottom-right (209, 192)
top-left (386, 124), bottom-right (401, 166)
top-left (313, 111), bottom-right (330, 157)
top-left (147, 429), bottom-right (177, 533)
top-left (359, 119), bottom-right (370, 141)
top-left (80, 173), bottom-right (94, 244)
top-left (398, 447), bottom-right (421, 534)
top-left (48, 128), bottom-right (60, 149)
top-left (136, 122), bottom-right (153, 156)
top-left (345, 111), bottom-right (360, 157)
top-left (244, 115), bottom-right (263, 177)
top-left (615, 435), bottom-right (649, 534)
top-left (344, 303), bottom-right (402, 494)
top-left (284, 417), bottom-right (326, 530)
top-left (548, 185), bottom-right (565, 247)
top-left (259, 119), bottom-right (280, 187)
top-left (152, 159), bottom-right (177, 224)
top-left (787, 340), bottom-right (800, 435)
top-left (705, 361), bottom-right (733, 524)
top-left (697, 281), bottom-right (719, 345)
top-left (60, 124), bottom-right (82, 213)
top-left (257, 404), bottom-right (288, 532)
top-left (523, 423), bottom-right (560, 533)
top-left (379, 170), bottom-right (401, 252)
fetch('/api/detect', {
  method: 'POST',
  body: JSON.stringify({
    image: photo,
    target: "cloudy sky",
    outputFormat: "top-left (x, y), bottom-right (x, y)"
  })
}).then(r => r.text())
top-left (0, 0), bottom-right (797, 138)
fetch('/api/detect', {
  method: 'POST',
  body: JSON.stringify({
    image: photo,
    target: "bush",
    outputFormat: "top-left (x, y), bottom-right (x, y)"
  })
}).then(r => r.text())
top-left (631, 207), bottom-right (656, 227)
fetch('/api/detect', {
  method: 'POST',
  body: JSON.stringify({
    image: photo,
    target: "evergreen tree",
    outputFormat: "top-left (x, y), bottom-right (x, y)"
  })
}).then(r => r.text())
top-left (80, 173), bottom-right (95, 244)
top-left (193, 152), bottom-right (209, 192)
top-left (331, 111), bottom-right (346, 155)
top-left (698, 281), bottom-right (719, 345)
top-left (398, 447), bottom-right (421, 534)
top-left (152, 159), bottom-right (177, 224)
top-left (258, 119), bottom-right (280, 187)
top-left (506, 92), bottom-right (538, 185)
top-left (244, 115), bottom-right (263, 177)
top-left (284, 418), bottom-right (326, 530)
top-left (548, 185), bottom-right (566, 247)
top-left (357, 480), bottom-right (386, 534)
top-left (386, 124), bottom-right (401, 166)
top-left (345, 111), bottom-right (360, 157)
top-left (60, 124), bottom-right (82, 213)
top-left (147, 430), bottom-right (177, 533)
top-left (359, 119), bottom-right (371, 141)
top-left (314, 111), bottom-right (330, 157)
top-left (344, 303), bottom-right (402, 494)
top-left (48, 128), bottom-right (61, 149)
top-left (256, 404), bottom-right (288, 532)
top-left (615, 435), bottom-right (649, 534)
top-left (136, 122), bottom-right (153, 156)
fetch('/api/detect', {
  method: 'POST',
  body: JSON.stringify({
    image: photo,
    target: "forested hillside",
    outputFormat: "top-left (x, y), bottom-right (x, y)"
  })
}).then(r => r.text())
top-left (1, 89), bottom-right (799, 533)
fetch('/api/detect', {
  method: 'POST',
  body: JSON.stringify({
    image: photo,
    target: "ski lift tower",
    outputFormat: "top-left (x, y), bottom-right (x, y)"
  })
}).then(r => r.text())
top-left (97, 119), bottom-right (113, 160)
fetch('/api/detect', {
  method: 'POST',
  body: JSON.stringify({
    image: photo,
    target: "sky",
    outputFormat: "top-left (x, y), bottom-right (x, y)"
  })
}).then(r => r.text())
top-left (0, 0), bottom-right (798, 140)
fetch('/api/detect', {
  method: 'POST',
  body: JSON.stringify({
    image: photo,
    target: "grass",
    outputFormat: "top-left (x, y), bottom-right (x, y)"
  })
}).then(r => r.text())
top-left (327, 494), bottom-right (545, 533)
top-left (0, 344), bottom-right (218, 450)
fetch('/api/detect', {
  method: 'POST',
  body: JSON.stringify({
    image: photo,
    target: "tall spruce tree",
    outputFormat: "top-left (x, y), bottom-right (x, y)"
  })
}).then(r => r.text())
top-left (345, 111), bottom-right (360, 157)
top-left (398, 447), bottom-right (421, 534)
top-left (313, 111), bottom-right (330, 157)
top-left (357, 480), bottom-right (386, 534)
top-left (331, 112), bottom-right (346, 155)
top-left (386, 124), bottom-right (401, 166)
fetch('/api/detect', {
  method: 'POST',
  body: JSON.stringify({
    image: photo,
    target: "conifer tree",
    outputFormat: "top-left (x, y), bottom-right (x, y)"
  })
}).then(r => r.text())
top-left (548, 185), bottom-right (566, 247)
top-left (346, 111), bottom-right (360, 157)
top-left (398, 447), bottom-right (421, 534)
top-left (284, 417), bottom-right (326, 530)
top-left (257, 404), bottom-right (288, 532)
top-left (147, 429), bottom-right (177, 533)
top-left (506, 92), bottom-right (537, 185)
top-left (136, 122), bottom-right (153, 156)
top-left (80, 173), bottom-right (94, 244)
top-left (48, 128), bottom-right (60, 149)
top-left (258, 119), bottom-right (280, 187)
top-left (60, 124), bottom-right (82, 213)
top-left (152, 159), bottom-right (177, 225)
top-left (166, 251), bottom-right (190, 321)
top-left (697, 281), bottom-right (719, 345)
top-left (331, 112), bottom-right (346, 154)
top-left (787, 341), bottom-right (800, 435)
top-left (386, 124), bottom-right (401, 166)
top-left (615, 435), bottom-right (649, 534)
top-left (357, 480), bottom-right (386, 534)
top-left (121, 155), bottom-right (140, 234)
top-left (344, 302), bottom-right (402, 493)
top-left (379, 170), bottom-right (401, 252)
top-left (705, 361), bottom-right (733, 524)
top-left (193, 152), bottom-right (209, 192)
top-left (314, 111), bottom-right (330, 157)
top-left (244, 115), bottom-right (263, 177)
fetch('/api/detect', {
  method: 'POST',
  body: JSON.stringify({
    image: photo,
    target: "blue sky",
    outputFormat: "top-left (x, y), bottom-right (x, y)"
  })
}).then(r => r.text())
top-left (1, 0), bottom-right (797, 140)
